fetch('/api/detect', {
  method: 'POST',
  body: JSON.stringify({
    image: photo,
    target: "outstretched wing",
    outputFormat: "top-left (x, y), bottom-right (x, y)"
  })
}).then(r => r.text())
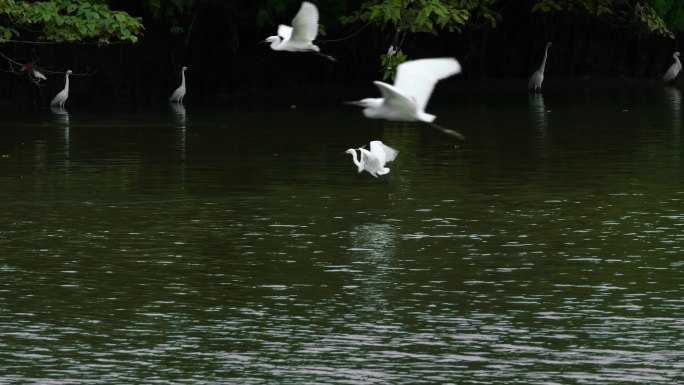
top-left (370, 141), bottom-right (398, 166)
top-left (277, 24), bottom-right (293, 41)
top-left (290, 1), bottom-right (319, 43)
top-left (359, 148), bottom-right (383, 176)
top-left (394, 58), bottom-right (461, 111)
top-left (373, 81), bottom-right (418, 117)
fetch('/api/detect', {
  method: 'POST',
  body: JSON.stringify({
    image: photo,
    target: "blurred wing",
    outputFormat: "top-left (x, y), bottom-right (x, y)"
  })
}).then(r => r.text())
top-left (359, 148), bottom-right (382, 175)
top-left (290, 1), bottom-right (319, 43)
top-left (277, 24), bottom-right (293, 41)
top-left (394, 58), bottom-right (461, 111)
top-left (373, 81), bottom-right (418, 116)
top-left (370, 141), bottom-right (398, 165)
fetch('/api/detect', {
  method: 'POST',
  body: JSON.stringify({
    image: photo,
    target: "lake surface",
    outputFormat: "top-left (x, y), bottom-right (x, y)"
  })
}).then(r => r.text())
top-left (1, 85), bottom-right (683, 384)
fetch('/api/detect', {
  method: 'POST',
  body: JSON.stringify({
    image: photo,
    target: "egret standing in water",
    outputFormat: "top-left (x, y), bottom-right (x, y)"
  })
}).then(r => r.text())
top-left (528, 42), bottom-right (552, 93)
top-left (50, 70), bottom-right (72, 108)
top-left (262, 2), bottom-right (336, 61)
top-left (347, 58), bottom-right (463, 139)
top-left (169, 66), bottom-right (187, 104)
top-left (663, 52), bottom-right (681, 83)
top-left (345, 140), bottom-right (398, 198)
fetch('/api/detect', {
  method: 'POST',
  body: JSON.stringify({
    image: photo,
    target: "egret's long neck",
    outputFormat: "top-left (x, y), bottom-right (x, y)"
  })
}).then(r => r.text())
top-left (348, 150), bottom-right (363, 171)
top-left (64, 73), bottom-right (70, 92)
top-left (675, 55), bottom-right (681, 68)
top-left (181, 70), bottom-right (186, 87)
top-left (349, 150), bottom-right (360, 166)
top-left (539, 45), bottom-right (550, 73)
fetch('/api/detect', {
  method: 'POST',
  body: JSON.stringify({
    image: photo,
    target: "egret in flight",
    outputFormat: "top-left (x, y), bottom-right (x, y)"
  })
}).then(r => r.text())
top-left (346, 140), bottom-right (398, 177)
top-left (347, 58), bottom-right (463, 139)
top-left (663, 52), bottom-right (681, 83)
top-left (262, 2), bottom-right (336, 61)
top-left (169, 66), bottom-right (187, 104)
top-left (346, 140), bottom-right (398, 198)
top-left (50, 70), bottom-right (72, 108)
top-left (529, 42), bottom-right (552, 93)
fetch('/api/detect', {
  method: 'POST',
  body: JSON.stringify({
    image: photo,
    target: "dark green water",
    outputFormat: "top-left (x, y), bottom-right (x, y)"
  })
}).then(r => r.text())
top-left (1, 86), bottom-right (683, 384)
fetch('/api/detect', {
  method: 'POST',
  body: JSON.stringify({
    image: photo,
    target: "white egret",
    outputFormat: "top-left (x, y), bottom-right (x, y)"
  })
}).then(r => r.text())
top-left (50, 70), bottom-right (72, 108)
top-left (346, 140), bottom-right (398, 198)
top-left (169, 66), bottom-right (187, 103)
top-left (347, 58), bottom-right (464, 139)
top-left (528, 42), bottom-right (552, 93)
top-left (662, 52), bottom-right (681, 83)
top-left (262, 2), bottom-right (336, 61)
top-left (346, 140), bottom-right (398, 177)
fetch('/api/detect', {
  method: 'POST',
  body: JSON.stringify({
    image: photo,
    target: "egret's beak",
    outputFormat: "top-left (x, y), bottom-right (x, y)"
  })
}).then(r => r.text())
top-left (257, 39), bottom-right (268, 45)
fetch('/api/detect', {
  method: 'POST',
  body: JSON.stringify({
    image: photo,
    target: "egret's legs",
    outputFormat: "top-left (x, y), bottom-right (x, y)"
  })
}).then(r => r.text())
top-left (378, 175), bottom-right (395, 200)
top-left (427, 122), bottom-right (465, 140)
top-left (315, 52), bottom-right (337, 62)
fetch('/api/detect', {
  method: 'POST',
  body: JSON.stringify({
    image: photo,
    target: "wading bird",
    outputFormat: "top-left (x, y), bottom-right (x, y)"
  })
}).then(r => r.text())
top-left (262, 2), bottom-right (336, 61)
top-left (663, 52), bottom-right (681, 83)
top-left (169, 66), bottom-right (187, 104)
top-left (347, 58), bottom-right (463, 139)
top-left (529, 42), bottom-right (552, 93)
top-left (50, 70), bottom-right (72, 108)
top-left (345, 141), bottom-right (398, 198)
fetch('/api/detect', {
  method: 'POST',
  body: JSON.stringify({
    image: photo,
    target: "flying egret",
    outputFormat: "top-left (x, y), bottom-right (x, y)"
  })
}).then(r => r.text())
top-left (50, 70), bottom-right (72, 108)
top-left (346, 140), bottom-right (398, 177)
top-left (347, 58), bottom-right (464, 139)
top-left (262, 2), bottom-right (336, 62)
top-left (169, 66), bottom-right (187, 104)
top-left (346, 140), bottom-right (398, 198)
top-left (663, 52), bottom-right (681, 83)
top-left (528, 42), bottom-right (552, 93)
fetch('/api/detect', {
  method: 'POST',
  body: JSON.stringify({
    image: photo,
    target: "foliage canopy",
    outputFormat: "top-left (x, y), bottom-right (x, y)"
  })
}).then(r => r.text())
top-left (0, 0), bottom-right (143, 44)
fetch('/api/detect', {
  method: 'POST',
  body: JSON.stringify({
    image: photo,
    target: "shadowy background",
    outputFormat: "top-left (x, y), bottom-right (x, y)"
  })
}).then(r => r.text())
top-left (1, 0), bottom-right (683, 109)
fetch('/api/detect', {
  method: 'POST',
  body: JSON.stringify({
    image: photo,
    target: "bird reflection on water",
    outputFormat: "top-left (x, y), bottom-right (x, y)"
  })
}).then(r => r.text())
top-left (50, 106), bottom-right (70, 163)
top-left (528, 93), bottom-right (547, 131)
top-left (664, 86), bottom-right (681, 128)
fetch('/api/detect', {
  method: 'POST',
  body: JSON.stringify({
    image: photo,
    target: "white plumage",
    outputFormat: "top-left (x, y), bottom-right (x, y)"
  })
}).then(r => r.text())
top-left (50, 70), bottom-right (72, 108)
top-left (347, 58), bottom-right (463, 138)
top-left (345, 140), bottom-right (398, 177)
top-left (263, 2), bottom-right (335, 60)
top-left (349, 58), bottom-right (461, 123)
top-left (265, 2), bottom-right (320, 52)
top-left (529, 42), bottom-right (552, 93)
top-left (169, 66), bottom-right (187, 103)
top-left (663, 52), bottom-right (681, 83)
